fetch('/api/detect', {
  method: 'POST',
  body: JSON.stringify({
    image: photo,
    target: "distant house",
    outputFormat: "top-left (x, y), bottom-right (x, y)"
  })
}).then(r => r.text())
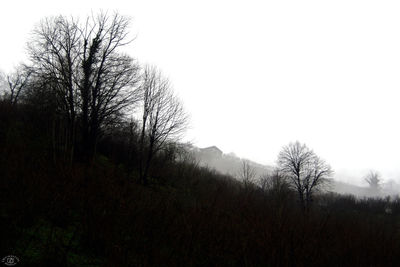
top-left (201, 146), bottom-right (223, 157)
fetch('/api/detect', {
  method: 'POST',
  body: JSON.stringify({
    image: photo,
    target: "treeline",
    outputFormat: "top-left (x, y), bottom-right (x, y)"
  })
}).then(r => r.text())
top-left (0, 12), bottom-right (187, 185)
top-left (2, 106), bottom-right (400, 266)
top-left (2, 12), bottom-right (400, 266)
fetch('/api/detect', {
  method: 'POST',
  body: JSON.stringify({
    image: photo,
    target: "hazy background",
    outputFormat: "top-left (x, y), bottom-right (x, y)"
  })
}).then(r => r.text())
top-left (2, 0), bottom-right (400, 185)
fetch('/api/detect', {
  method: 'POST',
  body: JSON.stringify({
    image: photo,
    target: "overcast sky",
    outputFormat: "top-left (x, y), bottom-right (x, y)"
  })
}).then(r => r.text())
top-left (2, 0), bottom-right (400, 184)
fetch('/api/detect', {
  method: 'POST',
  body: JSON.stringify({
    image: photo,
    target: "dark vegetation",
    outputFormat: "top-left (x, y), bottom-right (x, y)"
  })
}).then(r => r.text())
top-left (2, 12), bottom-right (400, 267)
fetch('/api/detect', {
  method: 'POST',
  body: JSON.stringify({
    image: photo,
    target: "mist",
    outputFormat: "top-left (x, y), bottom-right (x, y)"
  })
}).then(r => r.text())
top-left (3, 1), bottom-right (400, 187)
top-left (3, 1), bottom-right (400, 265)
top-left (188, 144), bottom-right (400, 199)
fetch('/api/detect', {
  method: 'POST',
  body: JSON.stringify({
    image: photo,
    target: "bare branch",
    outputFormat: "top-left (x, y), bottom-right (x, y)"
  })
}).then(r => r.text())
top-left (138, 65), bottom-right (188, 184)
top-left (278, 141), bottom-right (332, 210)
top-left (27, 13), bottom-right (140, 159)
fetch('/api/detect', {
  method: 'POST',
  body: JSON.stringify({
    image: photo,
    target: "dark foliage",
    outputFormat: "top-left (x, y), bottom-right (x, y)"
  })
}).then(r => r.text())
top-left (2, 99), bottom-right (400, 266)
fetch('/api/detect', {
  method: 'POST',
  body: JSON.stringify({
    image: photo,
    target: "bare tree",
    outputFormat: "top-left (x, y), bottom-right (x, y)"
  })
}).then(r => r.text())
top-left (259, 169), bottom-right (289, 194)
top-left (28, 15), bottom-right (81, 159)
top-left (27, 13), bottom-right (140, 159)
top-left (138, 66), bottom-right (188, 184)
top-left (278, 141), bottom-right (332, 210)
top-left (5, 65), bottom-right (32, 105)
top-left (364, 170), bottom-right (381, 195)
top-left (238, 159), bottom-right (256, 188)
top-left (79, 13), bottom-right (140, 157)
top-left (0, 70), bottom-right (7, 98)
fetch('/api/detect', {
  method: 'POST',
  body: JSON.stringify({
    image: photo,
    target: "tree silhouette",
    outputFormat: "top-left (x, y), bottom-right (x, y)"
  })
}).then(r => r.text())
top-left (27, 13), bottom-right (140, 159)
top-left (278, 141), bottom-right (332, 210)
top-left (0, 70), bottom-right (7, 98)
top-left (364, 170), bottom-right (381, 196)
top-left (5, 65), bottom-right (32, 105)
top-left (138, 66), bottom-right (188, 184)
top-left (237, 159), bottom-right (256, 188)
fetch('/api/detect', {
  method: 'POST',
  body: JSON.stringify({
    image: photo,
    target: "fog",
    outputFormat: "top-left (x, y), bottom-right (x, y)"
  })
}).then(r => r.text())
top-left (187, 144), bottom-right (400, 198)
top-left (3, 4), bottom-right (400, 265)
top-left (2, 0), bottom-right (400, 188)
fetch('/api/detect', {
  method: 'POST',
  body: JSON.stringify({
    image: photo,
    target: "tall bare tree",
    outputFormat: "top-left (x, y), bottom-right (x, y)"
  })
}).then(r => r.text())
top-left (259, 169), bottom-right (289, 194)
top-left (5, 65), bottom-right (32, 105)
top-left (80, 13), bottom-right (140, 157)
top-left (0, 70), bottom-right (7, 98)
top-left (364, 170), bottom-right (381, 195)
top-left (138, 66), bottom-right (188, 184)
top-left (28, 15), bottom-right (81, 159)
top-left (278, 141), bottom-right (332, 210)
top-left (237, 159), bottom-right (256, 188)
top-left (27, 13), bottom-right (140, 159)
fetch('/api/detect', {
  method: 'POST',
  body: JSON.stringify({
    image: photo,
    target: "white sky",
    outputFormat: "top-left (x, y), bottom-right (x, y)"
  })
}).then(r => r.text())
top-left (2, 0), bottom-right (400, 184)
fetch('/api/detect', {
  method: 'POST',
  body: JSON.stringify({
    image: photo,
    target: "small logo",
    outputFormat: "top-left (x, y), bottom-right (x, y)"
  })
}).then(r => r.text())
top-left (1, 255), bottom-right (19, 266)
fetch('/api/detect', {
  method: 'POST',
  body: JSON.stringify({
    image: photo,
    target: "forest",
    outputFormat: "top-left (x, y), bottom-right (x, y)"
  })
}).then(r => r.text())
top-left (2, 12), bottom-right (400, 266)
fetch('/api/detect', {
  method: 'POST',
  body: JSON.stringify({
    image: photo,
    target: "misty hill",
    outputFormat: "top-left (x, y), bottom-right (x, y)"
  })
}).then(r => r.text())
top-left (332, 179), bottom-right (400, 198)
top-left (184, 144), bottom-right (400, 198)
top-left (184, 144), bottom-right (273, 179)
top-left (331, 180), bottom-right (369, 196)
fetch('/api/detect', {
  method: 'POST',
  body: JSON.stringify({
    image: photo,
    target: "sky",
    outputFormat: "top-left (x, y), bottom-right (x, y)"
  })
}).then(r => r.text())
top-left (1, 0), bottom-right (400, 184)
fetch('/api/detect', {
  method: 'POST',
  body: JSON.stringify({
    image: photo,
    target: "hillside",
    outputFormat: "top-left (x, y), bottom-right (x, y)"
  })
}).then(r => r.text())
top-left (3, 99), bottom-right (400, 266)
top-left (185, 144), bottom-right (400, 198)
top-left (3, 11), bottom-right (400, 266)
top-left (184, 144), bottom-right (274, 179)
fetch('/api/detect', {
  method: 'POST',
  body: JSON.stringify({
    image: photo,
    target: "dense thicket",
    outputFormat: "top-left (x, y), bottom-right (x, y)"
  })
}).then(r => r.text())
top-left (2, 98), bottom-right (400, 266)
top-left (2, 12), bottom-right (400, 267)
